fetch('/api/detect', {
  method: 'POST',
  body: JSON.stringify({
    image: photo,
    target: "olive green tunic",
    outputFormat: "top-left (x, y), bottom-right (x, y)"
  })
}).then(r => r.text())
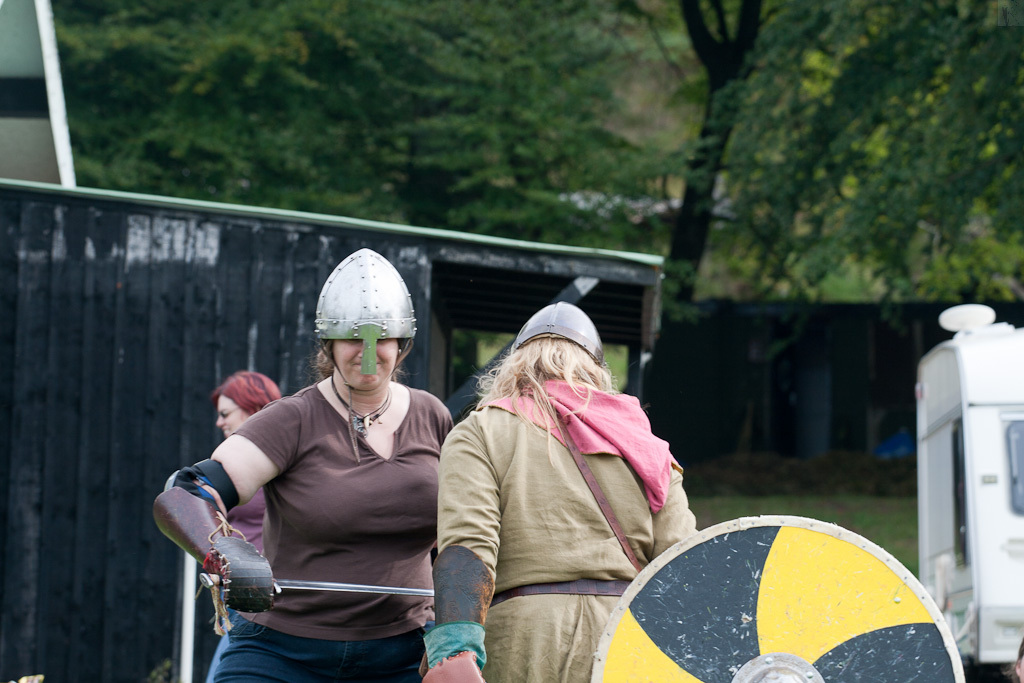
top-left (437, 406), bottom-right (697, 683)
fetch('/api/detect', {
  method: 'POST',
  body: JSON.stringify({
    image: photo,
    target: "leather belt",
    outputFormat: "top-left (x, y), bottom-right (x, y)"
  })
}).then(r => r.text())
top-left (491, 579), bottom-right (631, 606)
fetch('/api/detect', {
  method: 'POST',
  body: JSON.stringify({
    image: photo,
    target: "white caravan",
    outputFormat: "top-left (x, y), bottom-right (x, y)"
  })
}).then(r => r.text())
top-left (917, 304), bottom-right (1024, 670)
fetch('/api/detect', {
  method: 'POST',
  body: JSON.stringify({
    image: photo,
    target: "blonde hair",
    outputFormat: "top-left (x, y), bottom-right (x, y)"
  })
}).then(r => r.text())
top-left (477, 336), bottom-right (615, 428)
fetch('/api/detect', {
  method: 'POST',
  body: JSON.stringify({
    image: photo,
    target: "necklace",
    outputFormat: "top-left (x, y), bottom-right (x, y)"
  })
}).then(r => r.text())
top-left (330, 376), bottom-right (392, 436)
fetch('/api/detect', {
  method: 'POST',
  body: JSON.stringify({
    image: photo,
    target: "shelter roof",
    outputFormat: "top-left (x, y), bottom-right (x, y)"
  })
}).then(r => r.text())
top-left (0, 177), bottom-right (664, 350)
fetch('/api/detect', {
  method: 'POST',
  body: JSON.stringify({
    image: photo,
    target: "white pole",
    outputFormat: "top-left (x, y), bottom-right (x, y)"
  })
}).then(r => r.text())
top-left (32, 0), bottom-right (76, 187)
top-left (180, 552), bottom-right (196, 683)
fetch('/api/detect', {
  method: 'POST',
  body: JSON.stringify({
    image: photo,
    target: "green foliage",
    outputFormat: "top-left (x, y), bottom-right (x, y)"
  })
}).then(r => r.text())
top-left (57, 0), bottom-right (1019, 305)
top-left (716, 0), bottom-right (1024, 302)
top-left (55, 0), bottom-right (677, 251)
top-left (59, 0), bottom-right (373, 212)
top-left (146, 658), bottom-right (172, 683)
top-left (918, 230), bottom-right (1024, 300)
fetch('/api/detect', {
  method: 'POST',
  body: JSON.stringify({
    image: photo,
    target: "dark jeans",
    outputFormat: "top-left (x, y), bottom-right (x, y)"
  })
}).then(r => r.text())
top-left (214, 611), bottom-right (425, 682)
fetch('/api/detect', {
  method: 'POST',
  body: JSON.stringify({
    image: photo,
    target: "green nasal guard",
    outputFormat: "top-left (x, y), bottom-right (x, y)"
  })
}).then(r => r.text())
top-left (355, 324), bottom-right (385, 374)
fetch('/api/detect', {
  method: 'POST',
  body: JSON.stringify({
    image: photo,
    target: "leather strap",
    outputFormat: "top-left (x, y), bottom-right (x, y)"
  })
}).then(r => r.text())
top-left (554, 416), bottom-right (644, 573)
top-left (492, 579), bottom-right (631, 606)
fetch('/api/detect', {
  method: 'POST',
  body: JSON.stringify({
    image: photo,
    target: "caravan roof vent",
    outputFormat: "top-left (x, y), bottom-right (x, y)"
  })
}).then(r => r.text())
top-left (938, 304), bottom-right (997, 333)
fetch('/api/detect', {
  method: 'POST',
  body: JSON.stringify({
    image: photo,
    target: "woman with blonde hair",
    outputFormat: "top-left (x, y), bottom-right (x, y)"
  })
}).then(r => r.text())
top-left (421, 302), bottom-right (697, 682)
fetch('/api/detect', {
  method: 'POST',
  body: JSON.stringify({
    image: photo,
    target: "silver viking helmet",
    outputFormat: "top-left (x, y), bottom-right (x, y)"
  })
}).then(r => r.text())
top-left (513, 302), bottom-right (603, 363)
top-left (315, 248), bottom-right (416, 374)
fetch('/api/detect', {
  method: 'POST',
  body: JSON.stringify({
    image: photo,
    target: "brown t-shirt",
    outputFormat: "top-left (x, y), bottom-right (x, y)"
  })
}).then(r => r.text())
top-left (234, 383), bottom-right (453, 641)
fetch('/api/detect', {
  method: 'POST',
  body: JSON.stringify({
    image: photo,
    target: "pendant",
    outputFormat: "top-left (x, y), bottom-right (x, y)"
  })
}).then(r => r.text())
top-left (352, 414), bottom-right (366, 435)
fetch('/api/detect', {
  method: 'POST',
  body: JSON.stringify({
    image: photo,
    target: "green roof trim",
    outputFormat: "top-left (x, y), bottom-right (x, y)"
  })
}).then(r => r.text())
top-left (0, 178), bottom-right (664, 268)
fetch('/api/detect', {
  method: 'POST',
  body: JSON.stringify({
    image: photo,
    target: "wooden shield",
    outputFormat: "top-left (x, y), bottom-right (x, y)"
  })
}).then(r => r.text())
top-left (591, 516), bottom-right (964, 683)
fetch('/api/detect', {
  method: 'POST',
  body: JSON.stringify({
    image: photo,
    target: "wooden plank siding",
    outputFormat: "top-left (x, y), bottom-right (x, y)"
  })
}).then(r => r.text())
top-left (0, 180), bottom-right (662, 682)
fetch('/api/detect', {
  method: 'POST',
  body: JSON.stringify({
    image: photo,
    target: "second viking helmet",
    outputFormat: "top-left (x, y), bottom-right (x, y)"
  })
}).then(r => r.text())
top-left (513, 302), bottom-right (603, 363)
top-left (315, 248), bottom-right (416, 374)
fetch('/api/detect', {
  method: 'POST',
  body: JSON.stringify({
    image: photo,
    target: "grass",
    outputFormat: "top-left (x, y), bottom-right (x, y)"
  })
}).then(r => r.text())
top-left (687, 495), bottom-right (919, 576)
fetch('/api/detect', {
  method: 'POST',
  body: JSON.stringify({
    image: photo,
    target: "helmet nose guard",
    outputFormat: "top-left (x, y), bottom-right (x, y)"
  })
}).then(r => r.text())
top-left (513, 302), bottom-right (603, 363)
top-left (315, 248), bottom-right (417, 374)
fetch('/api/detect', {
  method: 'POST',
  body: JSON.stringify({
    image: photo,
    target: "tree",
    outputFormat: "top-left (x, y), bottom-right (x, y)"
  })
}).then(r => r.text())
top-left (630, 0), bottom-right (1024, 305)
top-left (711, 0), bottom-right (1024, 302)
top-left (667, 0), bottom-right (763, 301)
top-left (58, 0), bottom-right (386, 215)
top-left (55, 0), bottom-right (667, 249)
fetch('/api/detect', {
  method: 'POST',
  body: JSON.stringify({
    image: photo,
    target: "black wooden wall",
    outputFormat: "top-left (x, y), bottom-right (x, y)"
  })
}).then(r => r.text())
top-left (0, 181), bottom-right (662, 682)
top-left (0, 197), bottom-right (420, 682)
top-left (645, 301), bottom-right (1024, 465)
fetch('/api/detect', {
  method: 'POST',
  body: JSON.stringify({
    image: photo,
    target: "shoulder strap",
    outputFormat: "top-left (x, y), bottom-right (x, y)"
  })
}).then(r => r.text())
top-left (554, 417), bottom-right (644, 573)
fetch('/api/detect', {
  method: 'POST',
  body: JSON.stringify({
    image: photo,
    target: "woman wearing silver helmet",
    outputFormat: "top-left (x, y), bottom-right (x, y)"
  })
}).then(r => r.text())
top-left (420, 302), bottom-right (697, 683)
top-left (153, 248), bottom-right (452, 682)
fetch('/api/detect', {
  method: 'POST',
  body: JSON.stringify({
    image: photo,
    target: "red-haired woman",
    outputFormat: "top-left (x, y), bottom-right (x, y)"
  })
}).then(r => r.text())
top-left (210, 370), bottom-right (282, 551)
top-left (206, 370), bottom-right (281, 683)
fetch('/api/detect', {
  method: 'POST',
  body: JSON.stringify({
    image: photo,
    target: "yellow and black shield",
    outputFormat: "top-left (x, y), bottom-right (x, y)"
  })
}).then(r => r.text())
top-left (592, 516), bottom-right (963, 682)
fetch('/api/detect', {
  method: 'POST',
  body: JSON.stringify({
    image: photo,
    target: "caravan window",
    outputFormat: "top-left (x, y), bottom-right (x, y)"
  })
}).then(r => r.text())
top-left (1008, 421), bottom-right (1024, 515)
top-left (953, 420), bottom-right (968, 566)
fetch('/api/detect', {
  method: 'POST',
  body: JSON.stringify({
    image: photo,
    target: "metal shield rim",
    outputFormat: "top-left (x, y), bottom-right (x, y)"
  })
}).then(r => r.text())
top-left (590, 514), bottom-right (965, 683)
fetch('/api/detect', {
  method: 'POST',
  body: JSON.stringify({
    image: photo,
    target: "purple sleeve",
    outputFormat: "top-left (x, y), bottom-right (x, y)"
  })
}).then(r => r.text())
top-left (226, 488), bottom-right (267, 553)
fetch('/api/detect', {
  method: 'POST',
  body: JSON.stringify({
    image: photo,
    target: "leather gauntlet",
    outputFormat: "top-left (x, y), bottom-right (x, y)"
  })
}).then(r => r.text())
top-left (203, 536), bottom-right (275, 612)
top-left (153, 487), bottom-right (274, 613)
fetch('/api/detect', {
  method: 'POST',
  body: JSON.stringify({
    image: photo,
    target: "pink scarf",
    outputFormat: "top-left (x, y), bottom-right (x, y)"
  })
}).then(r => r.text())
top-left (485, 381), bottom-right (675, 512)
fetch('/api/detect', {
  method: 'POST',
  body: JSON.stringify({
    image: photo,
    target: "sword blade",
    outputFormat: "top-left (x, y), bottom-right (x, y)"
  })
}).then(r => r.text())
top-left (273, 579), bottom-right (433, 598)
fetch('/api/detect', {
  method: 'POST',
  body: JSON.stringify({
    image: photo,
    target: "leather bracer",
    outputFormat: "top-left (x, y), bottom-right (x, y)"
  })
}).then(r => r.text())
top-left (433, 545), bottom-right (494, 625)
top-left (424, 546), bottom-right (494, 675)
top-left (153, 486), bottom-right (224, 564)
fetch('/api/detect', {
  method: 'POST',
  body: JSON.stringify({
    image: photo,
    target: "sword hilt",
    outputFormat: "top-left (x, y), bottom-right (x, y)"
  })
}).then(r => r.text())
top-left (199, 572), bottom-right (284, 594)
